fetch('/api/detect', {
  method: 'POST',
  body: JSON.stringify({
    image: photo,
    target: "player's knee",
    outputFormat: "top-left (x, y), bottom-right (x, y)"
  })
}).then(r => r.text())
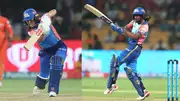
top-left (50, 56), bottom-right (64, 70)
top-left (136, 73), bottom-right (142, 80)
top-left (110, 55), bottom-right (121, 67)
top-left (110, 68), bottom-right (116, 77)
top-left (124, 67), bottom-right (134, 79)
top-left (110, 54), bottom-right (116, 67)
top-left (35, 75), bottom-right (48, 89)
top-left (116, 56), bottom-right (123, 66)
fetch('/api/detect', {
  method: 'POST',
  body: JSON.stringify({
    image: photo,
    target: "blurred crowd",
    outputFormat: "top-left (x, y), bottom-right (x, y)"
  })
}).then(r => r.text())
top-left (0, 0), bottom-right (82, 40)
top-left (82, 0), bottom-right (180, 50)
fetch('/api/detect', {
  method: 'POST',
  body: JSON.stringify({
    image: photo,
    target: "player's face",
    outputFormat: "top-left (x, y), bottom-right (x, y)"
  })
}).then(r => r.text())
top-left (26, 20), bottom-right (36, 27)
top-left (134, 15), bottom-right (141, 21)
top-left (134, 15), bottom-right (142, 23)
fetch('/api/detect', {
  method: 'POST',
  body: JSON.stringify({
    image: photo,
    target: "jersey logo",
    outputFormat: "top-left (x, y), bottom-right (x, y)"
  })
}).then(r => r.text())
top-left (24, 13), bottom-right (30, 18)
top-left (134, 9), bottom-right (139, 13)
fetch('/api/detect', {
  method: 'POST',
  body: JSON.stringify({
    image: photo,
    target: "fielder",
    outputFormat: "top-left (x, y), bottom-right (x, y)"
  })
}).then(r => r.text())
top-left (0, 13), bottom-right (13, 87)
top-left (104, 7), bottom-right (150, 100)
top-left (23, 8), bottom-right (67, 97)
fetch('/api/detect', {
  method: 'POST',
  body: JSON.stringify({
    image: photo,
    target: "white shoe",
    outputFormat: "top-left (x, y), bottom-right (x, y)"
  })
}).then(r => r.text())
top-left (104, 88), bottom-right (111, 95)
top-left (111, 84), bottom-right (118, 91)
top-left (136, 96), bottom-right (145, 100)
top-left (144, 90), bottom-right (150, 98)
top-left (49, 91), bottom-right (57, 97)
top-left (104, 84), bottom-right (118, 95)
top-left (136, 90), bottom-right (150, 100)
top-left (0, 81), bottom-right (3, 87)
top-left (32, 86), bottom-right (41, 96)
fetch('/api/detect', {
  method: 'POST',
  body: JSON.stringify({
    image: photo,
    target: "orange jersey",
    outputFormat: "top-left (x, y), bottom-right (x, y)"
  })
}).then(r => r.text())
top-left (0, 16), bottom-right (13, 81)
top-left (0, 16), bottom-right (13, 39)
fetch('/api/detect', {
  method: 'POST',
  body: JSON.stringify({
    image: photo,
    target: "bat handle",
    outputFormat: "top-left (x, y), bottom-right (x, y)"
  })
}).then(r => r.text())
top-left (23, 46), bottom-right (30, 51)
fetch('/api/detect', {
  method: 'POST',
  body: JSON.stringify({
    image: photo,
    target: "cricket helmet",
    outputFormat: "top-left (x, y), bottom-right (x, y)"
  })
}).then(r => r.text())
top-left (23, 8), bottom-right (38, 21)
top-left (132, 7), bottom-right (146, 15)
top-left (23, 8), bottom-right (40, 27)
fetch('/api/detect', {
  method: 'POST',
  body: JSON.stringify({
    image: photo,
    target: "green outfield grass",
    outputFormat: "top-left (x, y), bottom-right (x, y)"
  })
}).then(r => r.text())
top-left (82, 78), bottom-right (180, 101)
top-left (1, 78), bottom-right (180, 101)
top-left (0, 79), bottom-right (81, 101)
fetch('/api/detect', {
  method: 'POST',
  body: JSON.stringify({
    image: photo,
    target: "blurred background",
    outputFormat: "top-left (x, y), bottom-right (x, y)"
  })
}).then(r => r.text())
top-left (0, 0), bottom-right (82, 39)
top-left (0, 0), bottom-right (82, 100)
top-left (82, 0), bottom-right (180, 77)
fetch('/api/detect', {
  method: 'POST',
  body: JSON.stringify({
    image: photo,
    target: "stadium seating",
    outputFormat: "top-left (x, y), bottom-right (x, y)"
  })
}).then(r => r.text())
top-left (82, 20), bottom-right (169, 50)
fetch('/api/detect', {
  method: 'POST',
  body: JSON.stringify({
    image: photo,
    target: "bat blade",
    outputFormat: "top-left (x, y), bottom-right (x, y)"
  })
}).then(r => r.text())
top-left (84, 4), bottom-right (113, 25)
top-left (24, 29), bottom-right (43, 51)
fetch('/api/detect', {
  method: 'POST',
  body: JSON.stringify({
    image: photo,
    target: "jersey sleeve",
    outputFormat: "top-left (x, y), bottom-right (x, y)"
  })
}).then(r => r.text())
top-left (126, 20), bottom-right (134, 31)
top-left (40, 14), bottom-right (51, 26)
top-left (4, 18), bottom-right (13, 38)
top-left (39, 14), bottom-right (51, 34)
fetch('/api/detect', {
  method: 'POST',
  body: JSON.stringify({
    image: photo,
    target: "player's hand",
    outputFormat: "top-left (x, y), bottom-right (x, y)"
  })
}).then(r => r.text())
top-left (38, 23), bottom-right (50, 35)
top-left (110, 23), bottom-right (124, 34)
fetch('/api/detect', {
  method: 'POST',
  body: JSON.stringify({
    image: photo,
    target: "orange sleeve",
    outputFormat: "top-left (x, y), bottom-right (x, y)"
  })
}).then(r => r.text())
top-left (4, 17), bottom-right (13, 38)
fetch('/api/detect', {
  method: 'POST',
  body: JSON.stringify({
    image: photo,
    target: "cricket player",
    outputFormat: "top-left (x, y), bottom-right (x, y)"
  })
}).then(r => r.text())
top-left (0, 14), bottom-right (13, 87)
top-left (23, 8), bottom-right (67, 97)
top-left (104, 7), bottom-right (150, 100)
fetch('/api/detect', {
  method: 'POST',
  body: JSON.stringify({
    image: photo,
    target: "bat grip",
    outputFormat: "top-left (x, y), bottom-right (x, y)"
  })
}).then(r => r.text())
top-left (23, 46), bottom-right (30, 51)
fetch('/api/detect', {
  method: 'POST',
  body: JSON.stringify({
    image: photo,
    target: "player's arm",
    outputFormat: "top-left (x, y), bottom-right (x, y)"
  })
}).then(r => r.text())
top-left (38, 10), bottom-right (54, 41)
top-left (38, 34), bottom-right (44, 42)
top-left (110, 20), bottom-right (133, 35)
top-left (124, 20), bottom-right (134, 32)
top-left (4, 18), bottom-right (13, 47)
top-left (124, 25), bottom-right (148, 40)
top-left (47, 9), bottom-right (57, 18)
top-left (123, 29), bottom-right (141, 40)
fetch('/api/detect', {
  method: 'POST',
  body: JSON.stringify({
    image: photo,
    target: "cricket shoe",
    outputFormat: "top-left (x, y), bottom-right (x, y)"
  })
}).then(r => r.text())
top-left (144, 90), bottom-right (150, 98)
top-left (136, 90), bottom-right (150, 100)
top-left (32, 86), bottom-right (42, 96)
top-left (104, 84), bottom-right (118, 95)
top-left (49, 91), bottom-right (57, 97)
top-left (136, 96), bottom-right (145, 101)
top-left (0, 81), bottom-right (3, 87)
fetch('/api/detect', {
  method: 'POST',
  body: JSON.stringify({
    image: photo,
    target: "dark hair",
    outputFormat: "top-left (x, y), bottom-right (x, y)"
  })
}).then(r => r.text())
top-left (144, 15), bottom-right (151, 21)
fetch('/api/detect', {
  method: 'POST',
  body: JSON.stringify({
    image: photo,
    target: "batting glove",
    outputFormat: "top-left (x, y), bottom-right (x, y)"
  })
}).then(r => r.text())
top-left (110, 23), bottom-right (124, 34)
top-left (38, 22), bottom-right (50, 35)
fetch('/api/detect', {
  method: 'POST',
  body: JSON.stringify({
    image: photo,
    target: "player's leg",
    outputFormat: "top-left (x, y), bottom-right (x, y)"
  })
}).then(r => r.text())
top-left (136, 73), bottom-right (150, 97)
top-left (124, 66), bottom-right (144, 98)
top-left (107, 54), bottom-right (118, 87)
top-left (126, 53), bottom-right (149, 100)
top-left (121, 45), bottom-right (148, 100)
top-left (33, 51), bottom-right (51, 95)
top-left (105, 50), bottom-right (128, 94)
top-left (48, 48), bottom-right (67, 97)
top-left (104, 54), bottom-right (119, 94)
top-left (0, 48), bottom-right (4, 87)
top-left (0, 40), bottom-right (8, 87)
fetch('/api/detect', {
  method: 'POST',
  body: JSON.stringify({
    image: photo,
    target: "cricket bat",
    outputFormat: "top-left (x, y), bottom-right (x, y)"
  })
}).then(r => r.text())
top-left (84, 4), bottom-right (113, 25)
top-left (24, 28), bottom-right (43, 51)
